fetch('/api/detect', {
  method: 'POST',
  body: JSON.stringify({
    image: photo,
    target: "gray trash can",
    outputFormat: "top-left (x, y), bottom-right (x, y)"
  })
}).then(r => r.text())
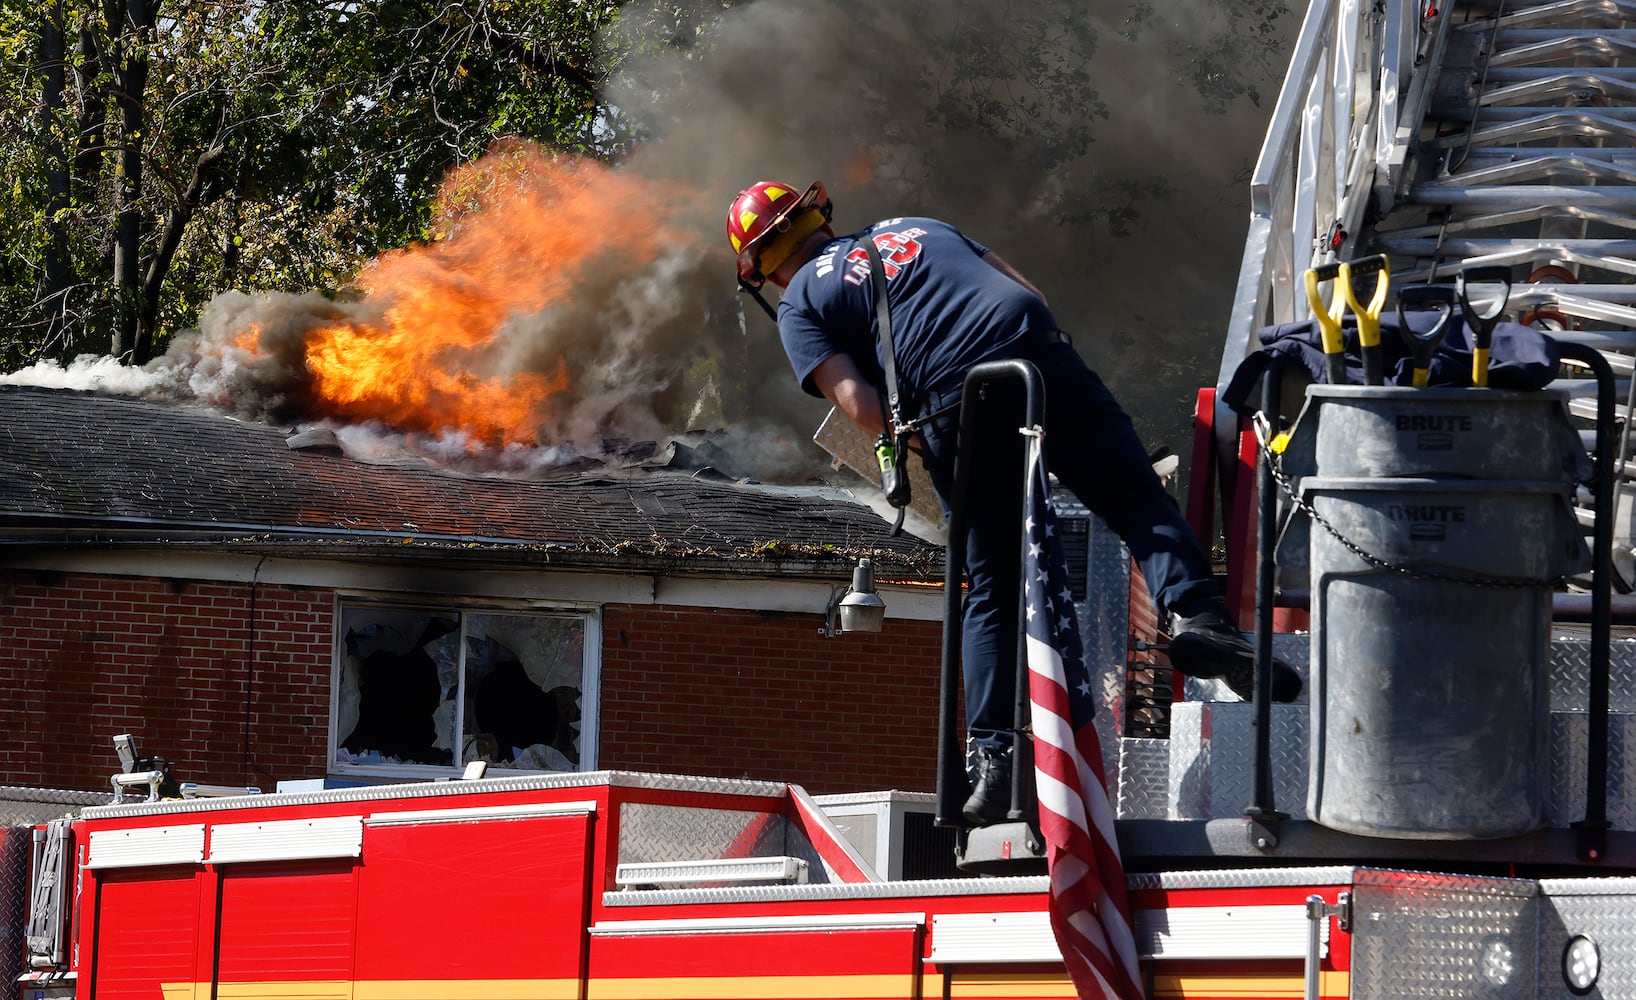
top-left (1280, 385), bottom-right (1592, 483)
top-left (1276, 386), bottom-right (1590, 839)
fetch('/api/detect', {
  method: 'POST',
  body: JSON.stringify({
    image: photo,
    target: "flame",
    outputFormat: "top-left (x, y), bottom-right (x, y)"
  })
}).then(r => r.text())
top-left (233, 325), bottom-right (260, 354)
top-left (283, 141), bottom-right (687, 448)
top-left (844, 149), bottom-right (877, 188)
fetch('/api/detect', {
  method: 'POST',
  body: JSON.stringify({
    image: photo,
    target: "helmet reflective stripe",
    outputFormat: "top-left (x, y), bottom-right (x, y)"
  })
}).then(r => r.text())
top-left (726, 180), bottom-right (831, 285)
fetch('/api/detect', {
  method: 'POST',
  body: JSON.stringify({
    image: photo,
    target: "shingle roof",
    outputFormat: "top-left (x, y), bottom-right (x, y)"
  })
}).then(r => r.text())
top-left (0, 386), bottom-right (940, 574)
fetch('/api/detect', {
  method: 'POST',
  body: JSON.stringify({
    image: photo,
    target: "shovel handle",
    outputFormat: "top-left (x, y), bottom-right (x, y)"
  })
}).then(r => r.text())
top-left (1396, 284), bottom-right (1456, 388)
top-left (1340, 255), bottom-right (1390, 385)
top-left (1457, 266), bottom-right (1512, 388)
top-left (1304, 262), bottom-right (1349, 384)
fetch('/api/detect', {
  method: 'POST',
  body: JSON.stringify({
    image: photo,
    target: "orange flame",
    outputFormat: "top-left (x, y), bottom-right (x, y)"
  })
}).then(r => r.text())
top-left (843, 149), bottom-right (877, 189)
top-left (286, 142), bottom-right (687, 447)
top-left (233, 325), bottom-right (261, 354)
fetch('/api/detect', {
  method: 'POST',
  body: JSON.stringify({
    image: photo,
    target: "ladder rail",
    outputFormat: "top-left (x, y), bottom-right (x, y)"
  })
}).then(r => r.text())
top-left (1213, 0), bottom-right (1636, 600)
top-left (1216, 0), bottom-right (1434, 453)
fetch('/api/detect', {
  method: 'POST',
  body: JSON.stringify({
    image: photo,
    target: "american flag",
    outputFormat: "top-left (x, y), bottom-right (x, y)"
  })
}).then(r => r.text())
top-left (1021, 429), bottom-right (1142, 1000)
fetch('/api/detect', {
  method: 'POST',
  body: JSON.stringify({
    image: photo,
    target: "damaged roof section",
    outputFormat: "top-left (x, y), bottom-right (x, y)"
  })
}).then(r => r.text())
top-left (0, 386), bottom-right (939, 574)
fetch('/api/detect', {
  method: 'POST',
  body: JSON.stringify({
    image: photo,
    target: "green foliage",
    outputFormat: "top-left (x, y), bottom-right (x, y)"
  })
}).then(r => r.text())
top-left (0, 0), bottom-right (1291, 378)
top-left (0, 0), bottom-right (625, 365)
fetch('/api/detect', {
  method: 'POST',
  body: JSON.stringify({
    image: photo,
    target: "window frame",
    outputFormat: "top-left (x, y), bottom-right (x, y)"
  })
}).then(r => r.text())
top-left (327, 594), bottom-right (601, 781)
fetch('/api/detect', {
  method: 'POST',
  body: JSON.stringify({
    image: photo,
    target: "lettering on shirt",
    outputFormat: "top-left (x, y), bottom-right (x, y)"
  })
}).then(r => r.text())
top-left (842, 228), bottom-right (929, 286)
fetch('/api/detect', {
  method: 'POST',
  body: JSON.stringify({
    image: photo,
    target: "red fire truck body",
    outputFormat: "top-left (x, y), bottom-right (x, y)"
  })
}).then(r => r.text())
top-left (17, 771), bottom-right (1365, 1000)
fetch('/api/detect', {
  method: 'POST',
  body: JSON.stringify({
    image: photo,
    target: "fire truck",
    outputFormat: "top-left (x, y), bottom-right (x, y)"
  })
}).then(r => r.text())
top-left (12, 0), bottom-right (1636, 995)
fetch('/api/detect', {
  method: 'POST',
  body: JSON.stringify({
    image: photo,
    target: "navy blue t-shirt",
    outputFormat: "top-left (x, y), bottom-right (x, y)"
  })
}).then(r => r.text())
top-left (777, 217), bottom-right (1058, 401)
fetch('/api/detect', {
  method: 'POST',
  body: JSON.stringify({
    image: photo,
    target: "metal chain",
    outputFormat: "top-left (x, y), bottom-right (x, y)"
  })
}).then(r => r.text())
top-left (1255, 418), bottom-right (1564, 590)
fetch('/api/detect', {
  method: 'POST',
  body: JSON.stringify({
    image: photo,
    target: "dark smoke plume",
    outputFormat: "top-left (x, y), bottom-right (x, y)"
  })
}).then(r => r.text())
top-left (4, 0), bottom-right (1294, 486)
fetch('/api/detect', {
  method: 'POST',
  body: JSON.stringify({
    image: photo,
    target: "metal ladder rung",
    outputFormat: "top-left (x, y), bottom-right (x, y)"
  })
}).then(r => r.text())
top-left (1569, 391), bottom-right (1634, 422)
top-left (1427, 106), bottom-right (1636, 124)
top-left (1374, 236), bottom-right (1636, 256)
top-left (1472, 75), bottom-right (1636, 108)
top-left (1458, 0), bottom-right (1636, 30)
top-left (1404, 186), bottom-right (1636, 208)
top-left (1425, 157), bottom-right (1636, 188)
top-left (1448, 148), bottom-right (1636, 165)
top-left (1477, 68), bottom-right (1636, 84)
top-left (1555, 324), bottom-right (1636, 350)
top-left (1393, 248), bottom-right (1636, 283)
top-left (1424, 114), bottom-right (1636, 148)
top-left (1484, 33), bottom-right (1636, 66)
top-left (1383, 207), bottom-right (1636, 238)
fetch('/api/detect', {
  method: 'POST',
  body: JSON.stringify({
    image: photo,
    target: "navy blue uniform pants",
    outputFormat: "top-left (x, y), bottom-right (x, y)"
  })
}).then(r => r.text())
top-left (915, 338), bottom-right (1217, 750)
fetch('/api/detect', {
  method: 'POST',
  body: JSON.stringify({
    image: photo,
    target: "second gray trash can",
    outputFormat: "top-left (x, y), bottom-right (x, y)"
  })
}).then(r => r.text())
top-left (1275, 385), bottom-right (1589, 839)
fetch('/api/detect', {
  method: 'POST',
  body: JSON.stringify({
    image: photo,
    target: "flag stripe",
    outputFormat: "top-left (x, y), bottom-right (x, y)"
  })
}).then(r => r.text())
top-left (1021, 430), bottom-right (1141, 1000)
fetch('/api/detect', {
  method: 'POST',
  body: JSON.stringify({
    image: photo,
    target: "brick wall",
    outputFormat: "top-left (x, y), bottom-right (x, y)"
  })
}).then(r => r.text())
top-left (600, 605), bottom-right (944, 795)
top-left (0, 571), bottom-right (333, 792)
top-left (0, 571), bottom-right (947, 796)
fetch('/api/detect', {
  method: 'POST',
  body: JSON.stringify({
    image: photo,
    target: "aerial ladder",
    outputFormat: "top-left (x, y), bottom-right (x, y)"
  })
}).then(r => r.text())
top-left (1210, 0), bottom-right (1636, 608)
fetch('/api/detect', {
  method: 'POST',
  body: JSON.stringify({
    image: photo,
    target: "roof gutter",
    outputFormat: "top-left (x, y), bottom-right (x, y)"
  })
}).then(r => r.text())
top-left (0, 527), bottom-right (944, 585)
top-left (0, 512), bottom-right (569, 549)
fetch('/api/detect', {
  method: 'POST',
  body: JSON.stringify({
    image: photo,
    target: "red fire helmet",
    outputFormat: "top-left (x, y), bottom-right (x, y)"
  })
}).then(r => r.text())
top-left (726, 180), bottom-right (832, 286)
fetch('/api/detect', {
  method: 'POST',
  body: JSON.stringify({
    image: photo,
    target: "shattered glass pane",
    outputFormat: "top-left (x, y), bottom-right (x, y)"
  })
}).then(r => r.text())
top-left (465, 614), bottom-right (584, 770)
top-left (335, 606), bottom-right (585, 772)
top-left (337, 608), bottom-right (456, 766)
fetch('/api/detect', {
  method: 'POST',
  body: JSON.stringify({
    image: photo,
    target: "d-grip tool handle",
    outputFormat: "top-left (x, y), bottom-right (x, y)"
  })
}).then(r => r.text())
top-left (1395, 284), bottom-right (1456, 388)
top-left (1457, 266), bottom-right (1512, 388)
top-left (1303, 262), bottom-right (1348, 384)
top-left (1340, 254), bottom-right (1390, 386)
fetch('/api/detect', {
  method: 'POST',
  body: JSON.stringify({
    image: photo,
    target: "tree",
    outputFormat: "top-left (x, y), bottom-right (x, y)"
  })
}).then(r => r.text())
top-left (1, 0), bottom-right (622, 366)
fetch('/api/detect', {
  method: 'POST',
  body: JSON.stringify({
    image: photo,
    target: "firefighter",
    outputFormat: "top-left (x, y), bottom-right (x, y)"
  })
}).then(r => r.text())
top-left (728, 180), bottom-right (1301, 826)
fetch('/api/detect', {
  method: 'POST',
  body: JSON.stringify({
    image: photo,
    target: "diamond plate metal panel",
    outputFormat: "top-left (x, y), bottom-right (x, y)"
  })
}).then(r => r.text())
top-left (1076, 513), bottom-right (1130, 785)
top-left (1539, 878), bottom-right (1636, 999)
top-left (1546, 638), bottom-right (1636, 714)
top-left (0, 786), bottom-right (112, 826)
top-left (1166, 701), bottom-right (1210, 820)
top-left (1157, 640), bottom-right (1636, 834)
top-left (1549, 712), bottom-right (1636, 831)
top-left (617, 802), bottom-right (835, 884)
top-left (1165, 702), bottom-right (1309, 820)
top-left (0, 824), bottom-right (30, 986)
top-left (618, 801), bottom-right (788, 862)
top-left (1351, 869), bottom-right (1537, 895)
top-left (1127, 865), bottom-right (1356, 892)
top-left (1350, 875), bottom-right (1539, 1000)
top-left (1116, 739), bottom-right (1170, 820)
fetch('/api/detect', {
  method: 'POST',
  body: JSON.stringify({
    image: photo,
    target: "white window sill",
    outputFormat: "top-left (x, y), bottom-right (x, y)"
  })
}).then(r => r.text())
top-left (325, 762), bottom-right (578, 785)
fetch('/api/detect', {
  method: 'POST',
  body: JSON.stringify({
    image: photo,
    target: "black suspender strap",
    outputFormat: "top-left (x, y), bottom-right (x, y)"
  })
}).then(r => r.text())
top-left (861, 236), bottom-right (911, 514)
top-left (862, 237), bottom-right (902, 430)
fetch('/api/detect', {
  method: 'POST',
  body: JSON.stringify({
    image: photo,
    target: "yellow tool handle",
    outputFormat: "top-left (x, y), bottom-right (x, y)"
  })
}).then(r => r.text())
top-left (1340, 257), bottom-right (1390, 347)
top-left (1304, 264), bottom-right (1349, 383)
top-left (1413, 367), bottom-right (1430, 388)
top-left (1340, 256), bottom-right (1390, 385)
top-left (1473, 347), bottom-right (1491, 388)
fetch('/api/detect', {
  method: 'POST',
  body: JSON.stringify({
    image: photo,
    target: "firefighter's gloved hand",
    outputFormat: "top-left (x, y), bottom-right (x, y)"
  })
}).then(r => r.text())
top-left (1167, 598), bottom-right (1303, 703)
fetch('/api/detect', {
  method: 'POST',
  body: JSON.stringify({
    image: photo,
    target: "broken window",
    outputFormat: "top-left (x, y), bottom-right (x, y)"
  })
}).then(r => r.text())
top-left (333, 603), bottom-right (592, 773)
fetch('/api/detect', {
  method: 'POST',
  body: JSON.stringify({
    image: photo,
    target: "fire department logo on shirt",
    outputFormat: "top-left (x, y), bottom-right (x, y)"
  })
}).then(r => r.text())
top-left (842, 227), bottom-right (928, 285)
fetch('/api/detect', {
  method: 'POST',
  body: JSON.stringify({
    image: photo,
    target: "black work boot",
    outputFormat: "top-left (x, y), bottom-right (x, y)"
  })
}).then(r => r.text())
top-left (1168, 598), bottom-right (1303, 703)
top-left (962, 746), bottom-right (1014, 826)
